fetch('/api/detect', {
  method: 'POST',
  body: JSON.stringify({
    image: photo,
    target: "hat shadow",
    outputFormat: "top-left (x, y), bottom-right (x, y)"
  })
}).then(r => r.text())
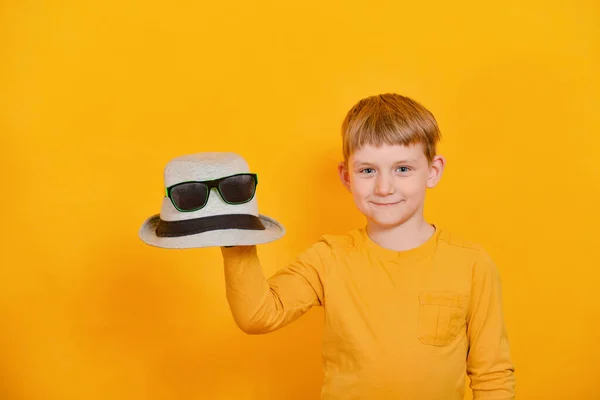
top-left (68, 237), bottom-right (325, 399)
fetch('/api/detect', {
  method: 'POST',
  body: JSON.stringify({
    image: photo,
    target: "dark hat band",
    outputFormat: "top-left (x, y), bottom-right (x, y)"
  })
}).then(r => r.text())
top-left (156, 214), bottom-right (266, 238)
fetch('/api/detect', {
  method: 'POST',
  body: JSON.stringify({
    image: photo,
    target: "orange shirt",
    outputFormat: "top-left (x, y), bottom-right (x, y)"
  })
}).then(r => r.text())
top-left (221, 226), bottom-right (515, 399)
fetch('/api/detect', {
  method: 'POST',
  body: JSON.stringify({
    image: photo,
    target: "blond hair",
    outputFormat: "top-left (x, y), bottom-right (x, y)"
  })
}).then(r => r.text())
top-left (341, 93), bottom-right (441, 164)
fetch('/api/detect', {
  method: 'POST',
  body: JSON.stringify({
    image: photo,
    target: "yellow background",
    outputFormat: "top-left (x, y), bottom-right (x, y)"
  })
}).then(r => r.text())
top-left (1, 1), bottom-right (599, 399)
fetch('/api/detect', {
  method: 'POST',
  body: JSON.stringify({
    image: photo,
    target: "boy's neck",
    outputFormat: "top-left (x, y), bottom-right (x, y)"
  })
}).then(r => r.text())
top-left (366, 217), bottom-right (435, 252)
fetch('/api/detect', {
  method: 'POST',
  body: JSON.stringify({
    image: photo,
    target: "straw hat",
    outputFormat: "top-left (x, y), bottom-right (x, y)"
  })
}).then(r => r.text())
top-left (139, 152), bottom-right (285, 248)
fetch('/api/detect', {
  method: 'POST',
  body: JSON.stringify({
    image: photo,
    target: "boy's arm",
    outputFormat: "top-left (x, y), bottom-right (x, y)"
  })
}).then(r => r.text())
top-left (466, 248), bottom-right (516, 399)
top-left (221, 241), bottom-right (327, 334)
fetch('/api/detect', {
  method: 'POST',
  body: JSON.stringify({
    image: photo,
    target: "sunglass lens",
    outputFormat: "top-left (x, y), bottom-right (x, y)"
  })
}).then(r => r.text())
top-left (219, 174), bottom-right (256, 204)
top-left (170, 182), bottom-right (208, 211)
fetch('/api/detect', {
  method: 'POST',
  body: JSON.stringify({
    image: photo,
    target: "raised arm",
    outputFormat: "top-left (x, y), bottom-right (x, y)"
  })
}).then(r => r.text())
top-left (221, 241), bottom-right (328, 334)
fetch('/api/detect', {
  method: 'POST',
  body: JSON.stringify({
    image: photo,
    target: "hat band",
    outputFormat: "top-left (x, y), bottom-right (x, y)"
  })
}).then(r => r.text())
top-left (155, 214), bottom-right (266, 237)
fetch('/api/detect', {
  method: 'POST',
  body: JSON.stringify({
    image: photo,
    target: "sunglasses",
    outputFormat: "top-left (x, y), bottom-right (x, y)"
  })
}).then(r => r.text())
top-left (165, 173), bottom-right (258, 212)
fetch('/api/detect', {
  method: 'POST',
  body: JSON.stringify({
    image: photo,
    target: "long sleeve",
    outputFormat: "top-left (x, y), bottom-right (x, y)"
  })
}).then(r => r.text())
top-left (221, 241), bottom-right (328, 334)
top-left (466, 248), bottom-right (516, 399)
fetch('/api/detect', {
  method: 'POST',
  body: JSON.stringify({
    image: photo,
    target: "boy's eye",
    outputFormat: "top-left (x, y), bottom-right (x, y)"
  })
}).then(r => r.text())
top-left (397, 166), bottom-right (411, 173)
top-left (360, 168), bottom-right (375, 174)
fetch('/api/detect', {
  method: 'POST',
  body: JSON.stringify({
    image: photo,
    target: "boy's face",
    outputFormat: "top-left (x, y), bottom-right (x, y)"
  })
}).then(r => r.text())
top-left (338, 143), bottom-right (445, 230)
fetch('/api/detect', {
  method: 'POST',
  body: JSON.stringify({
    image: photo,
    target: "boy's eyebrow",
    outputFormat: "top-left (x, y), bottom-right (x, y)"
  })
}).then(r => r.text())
top-left (395, 158), bottom-right (418, 164)
top-left (353, 158), bottom-right (418, 167)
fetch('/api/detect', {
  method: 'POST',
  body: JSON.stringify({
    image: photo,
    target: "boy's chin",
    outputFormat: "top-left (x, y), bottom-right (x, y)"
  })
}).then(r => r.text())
top-left (366, 216), bottom-right (409, 230)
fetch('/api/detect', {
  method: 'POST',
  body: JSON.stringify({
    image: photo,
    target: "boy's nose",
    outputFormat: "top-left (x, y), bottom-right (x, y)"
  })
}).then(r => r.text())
top-left (374, 175), bottom-right (395, 196)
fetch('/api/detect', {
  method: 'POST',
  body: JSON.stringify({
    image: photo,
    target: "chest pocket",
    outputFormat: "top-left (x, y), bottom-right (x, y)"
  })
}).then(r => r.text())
top-left (417, 291), bottom-right (468, 346)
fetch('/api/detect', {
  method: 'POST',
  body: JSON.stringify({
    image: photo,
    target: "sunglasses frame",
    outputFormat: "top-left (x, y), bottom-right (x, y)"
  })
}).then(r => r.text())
top-left (165, 173), bottom-right (259, 212)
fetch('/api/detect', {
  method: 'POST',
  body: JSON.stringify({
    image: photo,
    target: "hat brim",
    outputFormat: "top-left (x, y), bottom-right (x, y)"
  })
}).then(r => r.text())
top-left (139, 213), bottom-right (285, 249)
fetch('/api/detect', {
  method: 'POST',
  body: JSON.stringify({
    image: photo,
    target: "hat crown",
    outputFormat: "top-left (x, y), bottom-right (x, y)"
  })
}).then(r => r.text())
top-left (160, 152), bottom-right (258, 222)
top-left (164, 152), bottom-right (250, 187)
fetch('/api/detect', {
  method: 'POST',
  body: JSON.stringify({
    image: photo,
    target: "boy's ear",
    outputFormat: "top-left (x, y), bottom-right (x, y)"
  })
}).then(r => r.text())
top-left (427, 155), bottom-right (446, 188)
top-left (338, 161), bottom-right (351, 192)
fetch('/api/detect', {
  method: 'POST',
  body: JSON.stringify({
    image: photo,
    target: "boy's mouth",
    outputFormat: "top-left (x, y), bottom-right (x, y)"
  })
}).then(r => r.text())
top-left (370, 200), bottom-right (403, 207)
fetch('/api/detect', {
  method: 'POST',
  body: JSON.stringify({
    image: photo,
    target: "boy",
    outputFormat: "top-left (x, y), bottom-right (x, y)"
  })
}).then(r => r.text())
top-left (221, 93), bottom-right (515, 399)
